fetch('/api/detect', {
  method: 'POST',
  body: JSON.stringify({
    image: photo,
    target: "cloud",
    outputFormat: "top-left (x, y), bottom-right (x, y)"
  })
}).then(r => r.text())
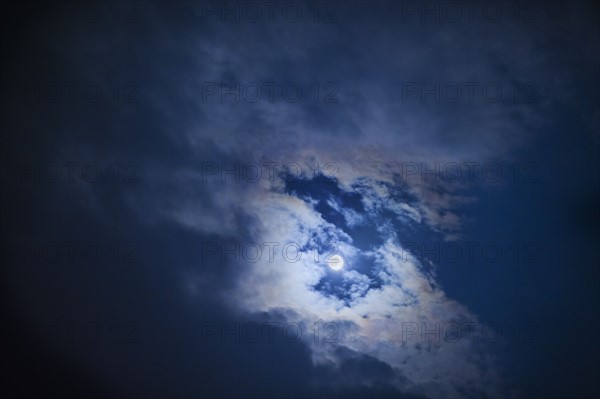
top-left (67, 2), bottom-right (571, 397)
top-left (327, 198), bottom-right (366, 227)
top-left (222, 179), bottom-right (505, 398)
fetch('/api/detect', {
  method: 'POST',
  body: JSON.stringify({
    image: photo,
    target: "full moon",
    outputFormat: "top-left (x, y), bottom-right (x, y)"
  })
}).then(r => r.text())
top-left (328, 254), bottom-right (344, 271)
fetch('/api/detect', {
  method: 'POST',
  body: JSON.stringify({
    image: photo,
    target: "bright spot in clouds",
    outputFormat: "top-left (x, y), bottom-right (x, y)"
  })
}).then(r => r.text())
top-left (327, 254), bottom-right (344, 271)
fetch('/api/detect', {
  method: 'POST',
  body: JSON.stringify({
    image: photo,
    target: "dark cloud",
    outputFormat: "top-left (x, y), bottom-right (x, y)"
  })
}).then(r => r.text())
top-left (1, 1), bottom-right (599, 398)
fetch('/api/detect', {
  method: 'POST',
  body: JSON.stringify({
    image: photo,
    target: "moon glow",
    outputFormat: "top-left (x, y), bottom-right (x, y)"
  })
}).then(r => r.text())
top-left (328, 254), bottom-right (344, 271)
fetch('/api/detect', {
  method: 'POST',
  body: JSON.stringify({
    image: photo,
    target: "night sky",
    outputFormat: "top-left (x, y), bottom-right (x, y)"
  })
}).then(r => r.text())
top-left (1, 1), bottom-right (599, 398)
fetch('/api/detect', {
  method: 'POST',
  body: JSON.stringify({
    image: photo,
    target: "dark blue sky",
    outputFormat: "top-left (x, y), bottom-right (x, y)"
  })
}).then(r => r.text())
top-left (1, 1), bottom-right (598, 398)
